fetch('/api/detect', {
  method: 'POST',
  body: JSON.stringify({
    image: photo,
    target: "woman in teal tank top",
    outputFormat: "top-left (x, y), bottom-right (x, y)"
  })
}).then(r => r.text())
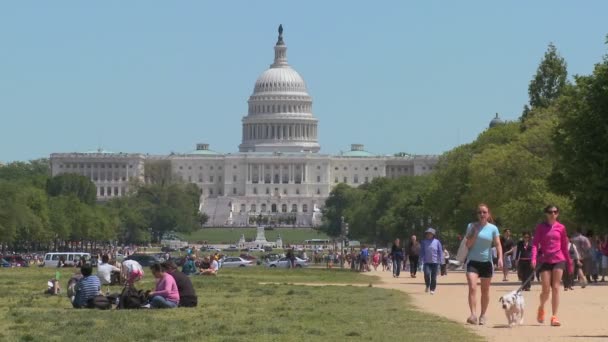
top-left (464, 203), bottom-right (503, 326)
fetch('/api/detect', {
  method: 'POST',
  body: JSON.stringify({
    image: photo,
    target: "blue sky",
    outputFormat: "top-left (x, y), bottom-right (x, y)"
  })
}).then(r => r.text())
top-left (1, 1), bottom-right (607, 162)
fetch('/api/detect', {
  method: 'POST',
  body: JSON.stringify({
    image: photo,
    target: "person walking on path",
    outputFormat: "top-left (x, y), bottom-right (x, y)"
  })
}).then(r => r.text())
top-left (500, 229), bottom-right (515, 281)
top-left (441, 247), bottom-right (449, 276)
top-left (571, 228), bottom-right (592, 284)
top-left (563, 235), bottom-right (583, 291)
top-left (515, 231), bottom-right (534, 291)
top-left (531, 205), bottom-right (573, 327)
top-left (391, 239), bottom-right (404, 278)
top-left (465, 203), bottom-right (503, 326)
top-left (407, 235), bottom-right (421, 278)
top-left (420, 228), bottom-right (444, 294)
top-left (600, 235), bottom-right (608, 282)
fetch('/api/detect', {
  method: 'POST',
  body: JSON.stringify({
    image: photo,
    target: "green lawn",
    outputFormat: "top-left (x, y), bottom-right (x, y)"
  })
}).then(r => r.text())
top-left (178, 227), bottom-right (330, 245)
top-left (0, 267), bottom-right (481, 342)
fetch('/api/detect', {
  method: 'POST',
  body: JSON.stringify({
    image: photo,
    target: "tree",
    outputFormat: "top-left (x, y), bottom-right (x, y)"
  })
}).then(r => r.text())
top-left (551, 55), bottom-right (608, 228)
top-left (46, 173), bottom-right (97, 205)
top-left (522, 43), bottom-right (568, 121)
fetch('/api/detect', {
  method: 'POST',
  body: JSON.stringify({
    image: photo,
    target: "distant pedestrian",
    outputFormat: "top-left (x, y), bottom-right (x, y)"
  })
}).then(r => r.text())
top-left (407, 235), bottom-right (420, 278)
top-left (420, 228), bottom-right (443, 294)
top-left (391, 239), bottom-right (404, 278)
top-left (441, 247), bottom-right (449, 276)
top-left (500, 229), bottom-right (515, 281)
top-left (571, 228), bottom-right (592, 284)
top-left (515, 231), bottom-right (533, 291)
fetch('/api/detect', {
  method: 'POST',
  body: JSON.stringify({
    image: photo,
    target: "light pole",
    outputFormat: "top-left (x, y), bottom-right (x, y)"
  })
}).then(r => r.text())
top-left (340, 216), bottom-right (349, 269)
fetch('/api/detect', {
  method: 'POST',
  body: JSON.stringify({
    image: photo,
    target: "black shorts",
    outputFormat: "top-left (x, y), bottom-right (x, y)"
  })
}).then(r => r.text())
top-left (466, 260), bottom-right (493, 278)
top-left (539, 262), bottom-right (565, 273)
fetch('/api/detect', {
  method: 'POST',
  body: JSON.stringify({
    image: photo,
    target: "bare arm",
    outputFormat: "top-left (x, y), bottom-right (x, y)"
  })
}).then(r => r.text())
top-left (465, 224), bottom-right (478, 249)
top-left (494, 234), bottom-right (503, 269)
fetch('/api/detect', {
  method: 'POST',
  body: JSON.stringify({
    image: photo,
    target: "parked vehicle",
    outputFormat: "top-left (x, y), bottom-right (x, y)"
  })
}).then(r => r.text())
top-left (123, 254), bottom-right (161, 267)
top-left (223, 246), bottom-right (239, 252)
top-left (248, 247), bottom-right (264, 252)
top-left (267, 257), bottom-right (308, 268)
top-left (2, 255), bottom-right (29, 267)
top-left (221, 257), bottom-right (253, 268)
top-left (42, 252), bottom-right (91, 267)
top-left (1, 258), bottom-right (12, 267)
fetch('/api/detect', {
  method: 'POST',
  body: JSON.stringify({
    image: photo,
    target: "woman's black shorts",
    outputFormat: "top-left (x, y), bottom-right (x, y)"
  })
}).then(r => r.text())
top-left (539, 261), bottom-right (565, 273)
top-left (466, 260), bottom-right (493, 278)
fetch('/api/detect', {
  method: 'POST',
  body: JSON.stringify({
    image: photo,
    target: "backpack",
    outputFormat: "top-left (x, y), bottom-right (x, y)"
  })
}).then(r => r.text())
top-left (118, 285), bottom-right (147, 309)
top-left (88, 295), bottom-right (112, 310)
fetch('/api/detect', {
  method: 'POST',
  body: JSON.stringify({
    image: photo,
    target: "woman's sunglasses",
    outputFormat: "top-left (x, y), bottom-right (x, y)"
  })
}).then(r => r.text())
top-left (545, 210), bottom-right (559, 214)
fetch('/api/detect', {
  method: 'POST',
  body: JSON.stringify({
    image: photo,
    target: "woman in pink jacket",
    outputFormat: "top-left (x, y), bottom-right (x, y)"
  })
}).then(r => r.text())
top-left (148, 263), bottom-right (180, 309)
top-left (531, 205), bottom-right (572, 327)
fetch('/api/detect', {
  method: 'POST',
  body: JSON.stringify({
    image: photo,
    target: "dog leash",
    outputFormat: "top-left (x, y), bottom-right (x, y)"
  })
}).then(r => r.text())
top-left (515, 262), bottom-right (543, 294)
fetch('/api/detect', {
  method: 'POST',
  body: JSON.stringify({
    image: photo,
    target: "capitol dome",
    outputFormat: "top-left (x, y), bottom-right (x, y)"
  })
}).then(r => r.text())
top-left (239, 25), bottom-right (320, 153)
top-left (253, 67), bottom-right (308, 94)
top-left (489, 113), bottom-right (505, 128)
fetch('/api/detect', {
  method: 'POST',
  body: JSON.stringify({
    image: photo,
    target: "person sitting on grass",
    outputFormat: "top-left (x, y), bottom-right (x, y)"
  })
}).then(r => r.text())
top-left (182, 255), bottom-right (197, 276)
top-left (97, 255), bottom-right (121, 288)
top-left (45, 278), bottom-right (60, 295)
top-left (146, 263), bottom-right (179, 309)
top-left (199, 256), bottom-right (218, 276)
top-left (162, 261), bottom-right (198, 307)
top-left (72, 264), bottom-right (101, 309)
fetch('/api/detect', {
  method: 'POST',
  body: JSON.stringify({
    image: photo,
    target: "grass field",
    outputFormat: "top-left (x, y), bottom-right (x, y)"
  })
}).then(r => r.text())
top-left (0, 267), bottom-right (482, 342)
top-left (177, 228), bottom-right (331, 245)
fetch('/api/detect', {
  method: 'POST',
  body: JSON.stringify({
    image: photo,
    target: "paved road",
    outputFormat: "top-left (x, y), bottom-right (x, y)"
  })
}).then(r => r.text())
top-left (365, 268), bottom-right (608, 341)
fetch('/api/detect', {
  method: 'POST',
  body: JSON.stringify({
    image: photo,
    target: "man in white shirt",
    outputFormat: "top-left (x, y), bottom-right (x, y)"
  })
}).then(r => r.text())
top-left (97, 255), bottom-right (120, 285)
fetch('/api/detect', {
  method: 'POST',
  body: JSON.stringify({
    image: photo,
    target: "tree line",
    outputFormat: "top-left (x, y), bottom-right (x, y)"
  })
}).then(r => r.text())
top-left (0, 160), bottom-right (206, 252)
top-left (322, 37), bottom-right (608, 246)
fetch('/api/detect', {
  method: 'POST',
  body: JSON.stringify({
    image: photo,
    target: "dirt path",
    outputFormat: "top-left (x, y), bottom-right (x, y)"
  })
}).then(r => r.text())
top-left (364, 268), bottom-right (608, 341)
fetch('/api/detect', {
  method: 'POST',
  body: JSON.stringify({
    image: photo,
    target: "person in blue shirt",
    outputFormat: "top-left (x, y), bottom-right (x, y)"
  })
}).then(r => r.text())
top-left (420, 228), bottom-right (444, 294)
top-left (464, 203), bottom-right (503, 326)
top-left (72, 264), bottom-right (101, 308)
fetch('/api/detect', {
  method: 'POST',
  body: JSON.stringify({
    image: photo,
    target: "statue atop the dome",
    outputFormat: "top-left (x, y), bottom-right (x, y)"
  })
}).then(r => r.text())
top-left (276, 24), bottom-right (284, 45)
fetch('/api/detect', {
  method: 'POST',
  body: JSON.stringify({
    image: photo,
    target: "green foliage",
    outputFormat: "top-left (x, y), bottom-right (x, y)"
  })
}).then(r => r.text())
top-left (524, 43), bottom-right (568, 120)
top-left (551, 56), bottom-right (608, 227)
top-left (0, 159), bottom-right (201, 248)
top-left (46, 173), bottom-right (97, 205)
top-left (322, 177), bottom-right (431, 244)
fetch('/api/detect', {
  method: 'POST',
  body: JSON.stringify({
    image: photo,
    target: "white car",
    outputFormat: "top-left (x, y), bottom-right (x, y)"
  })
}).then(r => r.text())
top-left (248, 247), bottom-right (265, 252)
top-left (221, 257), bottom-right (254, 268)
top-left (267, 257), bottom-right (308, 268)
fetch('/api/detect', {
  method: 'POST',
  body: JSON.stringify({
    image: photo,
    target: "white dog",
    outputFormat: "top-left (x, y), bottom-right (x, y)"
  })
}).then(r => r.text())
top-left (499, 290), bottom-right (525, 327)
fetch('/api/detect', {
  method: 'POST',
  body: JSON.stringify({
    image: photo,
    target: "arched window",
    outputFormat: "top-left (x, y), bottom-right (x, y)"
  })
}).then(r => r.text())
top-left (271, 204), bottom-right (277, 213)
top-left (302, 204), bottom-right (308, 213)
top-left (240, 204), bottom-right (246, 212)
top-left (251, 204), bottom-right (257, 212)
top-left (292, 204), bottom-right (298, 213)
top-left (261, 203), bottom-right (267, 212)
top-left (281, 204), bottom-right (287, 213)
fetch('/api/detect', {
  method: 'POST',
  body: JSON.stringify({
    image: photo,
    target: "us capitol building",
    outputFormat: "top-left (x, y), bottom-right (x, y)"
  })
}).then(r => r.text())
top-left (50, 26), bottom-right (439, 227)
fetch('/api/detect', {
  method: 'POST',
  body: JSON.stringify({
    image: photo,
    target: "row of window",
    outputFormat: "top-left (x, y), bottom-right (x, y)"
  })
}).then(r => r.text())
top-left (239, 203), bottom-right (309, 213)
top-left (60, 163), bottom-right (133, 169)
top-left (248, 103), bottom-right (311, 114)
top-left (248, 187), bottom-right (322, 196)
top-left (99, 186), bottom-right (126, 197)
top-left (334, 166), bottom-right (378, 171)
top-left (179, 165), bottom-right (222, 171)
top-left (334, 175), bottom-right (369, 184)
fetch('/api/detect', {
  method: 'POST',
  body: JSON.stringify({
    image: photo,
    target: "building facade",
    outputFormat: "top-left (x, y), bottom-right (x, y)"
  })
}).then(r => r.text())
top-left (50, 26), bottom-right (439, 227)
